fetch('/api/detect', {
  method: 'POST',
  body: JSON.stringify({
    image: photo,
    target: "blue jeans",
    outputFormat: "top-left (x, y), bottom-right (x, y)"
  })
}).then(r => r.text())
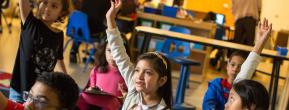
top-left (9, 88), bottom-right (25, 103)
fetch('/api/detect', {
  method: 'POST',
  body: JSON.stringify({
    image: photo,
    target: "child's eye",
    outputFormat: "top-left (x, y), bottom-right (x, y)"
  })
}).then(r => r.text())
top-left (145, 71), bottom-right (152, 75)
top-left (134, 69), bottom-right (139, 72)
top-left (52, 4), bottom-right (58, 8)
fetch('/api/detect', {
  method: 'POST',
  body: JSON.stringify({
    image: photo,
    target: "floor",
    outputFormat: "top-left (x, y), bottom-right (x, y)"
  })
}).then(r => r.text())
top-left (0, 18), bottom-right (288, 110)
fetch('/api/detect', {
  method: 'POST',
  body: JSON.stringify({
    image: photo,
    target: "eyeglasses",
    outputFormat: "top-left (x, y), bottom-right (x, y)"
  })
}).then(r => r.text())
top-left (23, 91), bottom-right (59, 110)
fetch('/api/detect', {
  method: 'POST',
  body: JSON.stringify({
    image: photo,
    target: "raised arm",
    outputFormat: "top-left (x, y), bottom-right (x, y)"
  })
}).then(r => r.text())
top-left (234, 18), bottom-right (272, 82)
top-left (19, 0), bottom-right (32, 24)
top-left (106, 0), bottom-right (135, 91)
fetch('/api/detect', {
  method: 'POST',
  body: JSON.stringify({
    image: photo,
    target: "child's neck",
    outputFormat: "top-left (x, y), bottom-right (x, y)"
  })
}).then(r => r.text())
top-left (43, 20), bottom-right (60, 33)
top-left (228, 77), bottom-right (234, 84)
top-left (43, 20), bottom-right (53, 27)
top-left (141, 92), bottom-right (161, 105)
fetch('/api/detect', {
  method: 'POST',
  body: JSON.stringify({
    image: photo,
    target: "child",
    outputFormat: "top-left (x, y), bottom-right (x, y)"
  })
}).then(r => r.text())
top-left (106, 0), bottom-right (172, 109)
top-left (10, 0), bottom-right (69, 103)
top-left (76, 37), bottom-right (129, 110)
top-left (0, 72), bottom-right (79, 110)
top-left (225, 79), bottom-right (269, 110)
top-left (203, 18), bottom-right (272, 110)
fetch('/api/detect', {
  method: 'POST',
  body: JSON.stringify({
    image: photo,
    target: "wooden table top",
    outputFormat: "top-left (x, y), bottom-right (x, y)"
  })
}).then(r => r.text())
top-left (135, 26), bottom-right (289, 60)
top-left (137, 11), bottom-right (216, 32)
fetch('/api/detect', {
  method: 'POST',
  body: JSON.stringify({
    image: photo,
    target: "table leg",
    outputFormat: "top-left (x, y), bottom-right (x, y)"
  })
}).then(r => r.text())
top-left (140, 33), bottom-right (151, 54)
top-left (270, 59), bottom-right (281, 110)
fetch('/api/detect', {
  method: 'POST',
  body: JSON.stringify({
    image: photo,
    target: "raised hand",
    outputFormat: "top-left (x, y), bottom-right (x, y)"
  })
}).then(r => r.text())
top-left (253, 18), bottom-right (272, 54)
top-left (106, 0), bottom-right (122, 29)
top-left (256, 18), bottom-right (272, 42)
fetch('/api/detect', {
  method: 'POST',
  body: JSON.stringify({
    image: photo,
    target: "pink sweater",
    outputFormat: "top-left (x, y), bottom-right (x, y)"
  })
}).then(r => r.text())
top-left (89, 65), bottom-right (126, 97)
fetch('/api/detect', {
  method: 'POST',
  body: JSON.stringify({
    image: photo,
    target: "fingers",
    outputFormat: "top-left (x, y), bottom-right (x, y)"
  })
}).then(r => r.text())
top-left (110, 0), bottom-right (115, 9)
top-left (258, 21), bottom-right (261, 29)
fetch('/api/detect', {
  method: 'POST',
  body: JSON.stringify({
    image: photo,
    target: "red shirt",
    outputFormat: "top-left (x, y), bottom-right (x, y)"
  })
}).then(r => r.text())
top-left (4, 100), bottom-right (24, 110)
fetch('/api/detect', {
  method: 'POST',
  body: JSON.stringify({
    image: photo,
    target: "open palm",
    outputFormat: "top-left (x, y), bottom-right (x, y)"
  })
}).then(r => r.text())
top-left (257, 18), bottom-right (272, 41)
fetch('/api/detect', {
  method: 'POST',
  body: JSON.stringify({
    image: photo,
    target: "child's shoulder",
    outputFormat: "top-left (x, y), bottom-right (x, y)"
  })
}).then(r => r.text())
top-left (50, 27), bottom-right (63, 33)
top-left (210, 78), bottom-right (223, 83)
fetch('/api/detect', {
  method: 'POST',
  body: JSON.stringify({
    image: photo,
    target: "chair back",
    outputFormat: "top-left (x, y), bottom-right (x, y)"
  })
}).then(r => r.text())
top-left (66, 11), bottom-right (91, 41)
top-left (160, 26), bottom-right (191, 58)
top-left (144, 7), bottom-right (161, 14)
top-left (162, 5), bottom-right (178, 18)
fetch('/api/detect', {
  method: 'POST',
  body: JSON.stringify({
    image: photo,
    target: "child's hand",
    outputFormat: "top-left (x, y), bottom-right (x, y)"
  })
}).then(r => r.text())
top-left (106, 0), bottom-right (122, 29)
top-left (256, 18), bottom-right (272, 43)
top-left (253, 18), bottom-right (272, 54)
top-left (118, 83), bottom-right (127, 96)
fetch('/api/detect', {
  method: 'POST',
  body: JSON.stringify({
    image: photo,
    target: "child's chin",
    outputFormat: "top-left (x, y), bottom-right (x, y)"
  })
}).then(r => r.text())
top-left (135, 87), bottom-right (145, 92)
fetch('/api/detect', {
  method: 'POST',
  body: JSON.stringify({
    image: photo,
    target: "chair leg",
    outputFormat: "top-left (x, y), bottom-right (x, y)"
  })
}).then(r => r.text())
top-left (175, 65), bottom-right (188, 104)
top-left (63, 39), bottom-right (73, 52)
top-left (83, 48), bottom-right (96, 72)
top-left (186, 67), bottom-right (191, 88)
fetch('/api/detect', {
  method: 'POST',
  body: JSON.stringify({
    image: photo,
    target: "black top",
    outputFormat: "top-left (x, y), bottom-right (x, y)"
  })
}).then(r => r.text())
top-left (10, 12), bottom-right (64, 93)
top-left (80, 0), bottom-right (110, 34)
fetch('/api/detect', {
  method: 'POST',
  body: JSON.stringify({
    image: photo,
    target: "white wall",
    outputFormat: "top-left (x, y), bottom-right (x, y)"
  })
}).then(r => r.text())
top-left (262, 0), bottom-right (289, 31)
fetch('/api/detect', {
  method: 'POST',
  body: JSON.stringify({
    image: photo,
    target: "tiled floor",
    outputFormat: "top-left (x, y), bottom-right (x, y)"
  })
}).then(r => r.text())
top-left (0, 18), bottom-right (288, 110)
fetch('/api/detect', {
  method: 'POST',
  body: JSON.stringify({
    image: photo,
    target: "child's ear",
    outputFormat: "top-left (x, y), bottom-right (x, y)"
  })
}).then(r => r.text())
top-left (158, 76), bottom-right (167, 87)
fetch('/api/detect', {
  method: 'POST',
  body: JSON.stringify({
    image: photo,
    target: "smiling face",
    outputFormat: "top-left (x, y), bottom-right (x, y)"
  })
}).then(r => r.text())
top-left (133, 59), bottom-right (167, 94)
top-left (38, 0), bottom-right (63, 23)
top-left (24, 82), bottom-right (61, 110)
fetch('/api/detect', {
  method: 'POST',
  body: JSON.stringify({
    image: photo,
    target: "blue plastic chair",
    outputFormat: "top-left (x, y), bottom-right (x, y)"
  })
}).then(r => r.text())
top-left (160, 26), bottom-right (191, 58)
top-left (162, 5), bottom-right (178, 18)
top-left (156, 26), bottom-right (200, 109)
top-left (65, 10), bottom-right (97, 71)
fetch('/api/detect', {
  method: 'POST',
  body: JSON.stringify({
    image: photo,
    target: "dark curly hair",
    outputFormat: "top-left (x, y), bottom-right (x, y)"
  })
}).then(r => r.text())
top-left (36, 72), bottom-right (79, 110)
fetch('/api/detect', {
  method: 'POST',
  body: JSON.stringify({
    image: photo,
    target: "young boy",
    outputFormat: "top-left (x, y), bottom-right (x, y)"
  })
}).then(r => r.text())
top-left (0, 72), bottom-right (79, 110)
top-left (203, 18), bottom-right (272, 110)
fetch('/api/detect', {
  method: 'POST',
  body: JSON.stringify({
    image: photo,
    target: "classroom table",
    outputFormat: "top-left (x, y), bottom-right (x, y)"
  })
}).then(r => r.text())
top-left (136, 11), bottom-right (216, 38)
top-left (135, 26), bottom-right (289, 110)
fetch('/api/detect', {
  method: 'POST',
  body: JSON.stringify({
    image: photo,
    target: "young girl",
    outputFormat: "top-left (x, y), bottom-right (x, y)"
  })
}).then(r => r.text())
top-left (10, 0), bottom-right (69, 103)
top-left (76, 36), bottom-right (129, 110)
top-left (225, 79), bottom-right (269, 110)
top-left (203, 18), bottom-right (272, 110)
top-left (106, 0), bottom-right (172, 109)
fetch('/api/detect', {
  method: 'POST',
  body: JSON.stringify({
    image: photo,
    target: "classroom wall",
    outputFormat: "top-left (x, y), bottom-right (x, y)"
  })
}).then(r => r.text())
top-left (183, 0), bottom-right (234, 26)
top-left (262, 0), bottom-right (289, 31)
top-left (184, 0), bottom-right (289, 31)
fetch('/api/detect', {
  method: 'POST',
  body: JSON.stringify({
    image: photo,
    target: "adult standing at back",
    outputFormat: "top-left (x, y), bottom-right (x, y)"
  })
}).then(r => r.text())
top-left (70, 0), bottom-right (110, 63)
top-left (232, 0), bottom-right (262, 46)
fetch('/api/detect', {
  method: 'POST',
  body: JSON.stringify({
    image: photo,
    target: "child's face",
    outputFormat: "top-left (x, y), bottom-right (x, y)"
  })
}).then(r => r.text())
top-left (23, 82), bottom-right (61, 110)
top-left (225, 88), bottom-right (243, 110)
top-left (105, 45), bottom-right (116, 66)
top-left (133, 60), bottom-right (166, 94)
top-left (38, 0), bottom-right (63, 22)
top-left (226, 56), bottom-right (245, 80)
